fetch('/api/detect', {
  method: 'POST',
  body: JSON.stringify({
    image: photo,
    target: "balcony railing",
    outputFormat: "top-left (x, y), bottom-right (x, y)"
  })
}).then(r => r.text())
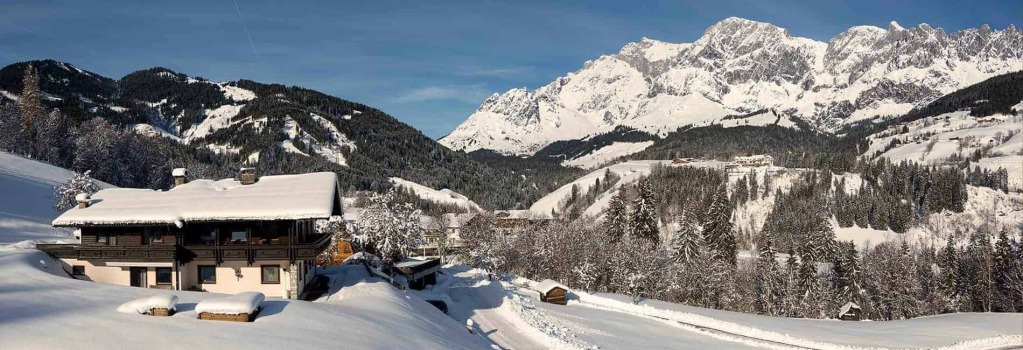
top-left (37, 234), bottom-right (331, 265)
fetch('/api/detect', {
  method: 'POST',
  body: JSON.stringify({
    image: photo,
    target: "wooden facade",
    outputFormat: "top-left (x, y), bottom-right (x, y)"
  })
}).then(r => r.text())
top-left (198, 311), bottom-right (258, 322)
top-left (539, 287), bottom-right (567, 305)
top-left (38, 219), bottom-right (330, 265)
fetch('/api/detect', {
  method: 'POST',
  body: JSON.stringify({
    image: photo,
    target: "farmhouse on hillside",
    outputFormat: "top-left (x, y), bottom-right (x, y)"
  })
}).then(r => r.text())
top-left (38, 169), bottom-right (341, 299)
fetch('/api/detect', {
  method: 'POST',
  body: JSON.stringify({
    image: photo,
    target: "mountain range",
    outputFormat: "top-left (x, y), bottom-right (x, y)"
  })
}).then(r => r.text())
top-left (0, 60), bottom-right (580, 209)
top-left (440, 17), bottom-right (1022, 155)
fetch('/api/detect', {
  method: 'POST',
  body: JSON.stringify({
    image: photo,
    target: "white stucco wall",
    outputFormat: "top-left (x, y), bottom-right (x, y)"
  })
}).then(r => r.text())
top-left (54, 257), bottom-right (316, 299)
top-left (56, 258), bottom-right (178, 290)
top-left (182, 260), bottom-right (292, 298)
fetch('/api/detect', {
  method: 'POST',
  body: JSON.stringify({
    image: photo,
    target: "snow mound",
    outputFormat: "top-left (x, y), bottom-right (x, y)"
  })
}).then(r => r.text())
top-left (117, 294), bottom-right (178, 314)
top-left (195, 292), bottom-right (264, 314)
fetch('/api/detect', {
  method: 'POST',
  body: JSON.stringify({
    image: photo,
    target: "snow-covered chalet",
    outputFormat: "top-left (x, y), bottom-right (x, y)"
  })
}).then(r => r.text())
top-left (38, 168), bottom-right (342, 299)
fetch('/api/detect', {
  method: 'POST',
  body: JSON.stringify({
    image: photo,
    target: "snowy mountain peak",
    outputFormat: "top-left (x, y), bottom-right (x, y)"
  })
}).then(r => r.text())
top-left (440, 18), bottom-right (1023, 155)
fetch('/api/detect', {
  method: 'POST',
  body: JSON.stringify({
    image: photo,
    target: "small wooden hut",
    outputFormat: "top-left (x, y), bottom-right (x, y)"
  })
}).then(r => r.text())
top-left (838, 301), bottom-right (862, 321)
top-left (533, 279), bottom-right (569, 305)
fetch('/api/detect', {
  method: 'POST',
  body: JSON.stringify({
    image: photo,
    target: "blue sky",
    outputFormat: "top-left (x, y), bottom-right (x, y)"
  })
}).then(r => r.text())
top-left (0, 0), bottom-right (1018, 139)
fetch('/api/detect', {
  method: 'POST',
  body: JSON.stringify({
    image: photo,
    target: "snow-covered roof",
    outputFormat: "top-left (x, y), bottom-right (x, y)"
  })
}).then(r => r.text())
top-left (839, 301), bottom-right (861, 315)
top-left (195, 292), bottom-right (264, 314)
top-left (52, 172), bottom-right (341, 227)
top-left (533, 279), bottom-right (569, 294)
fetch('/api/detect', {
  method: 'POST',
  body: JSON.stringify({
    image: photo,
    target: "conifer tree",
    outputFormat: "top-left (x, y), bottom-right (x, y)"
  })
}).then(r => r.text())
top-left (992, 229), bottom-right (1021, 312)
top-left (604, 188), bottom-right (629, 243)
top-left (937, 235), bottom-right (961, 312)
top-left (17, 64), bottom-right (43, 156)
top-left (755, 230), bottom-right (783, 315)
top-left (630, 179), bottom-right (659, 245)
top-left (671, 210), bottom-right (702, 265)
top-left (703, 183), bottom-right (736, 264)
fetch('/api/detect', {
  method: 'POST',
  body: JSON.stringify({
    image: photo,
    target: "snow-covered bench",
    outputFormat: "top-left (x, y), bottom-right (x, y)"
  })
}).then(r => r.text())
top-left (195, 292), bottom-right (265, 322)
top-left (116, 294), bottom-right (178, 316)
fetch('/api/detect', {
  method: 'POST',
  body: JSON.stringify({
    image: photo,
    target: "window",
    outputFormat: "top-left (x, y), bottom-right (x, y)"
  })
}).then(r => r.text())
top-left (72, 265), bottom-right (85, 275)
top-left (231, 230), bottom-right (247, 243)
top-left (152, 232), bottom-right (163, 243)
top-left (261, 265), bottom-right (280, 284)
top-left (198, 265), bottom-right (216, 284)
top-left (156, 267), bottom-right (172, 285)
top-left (97, 234), bottom-right (117, 246)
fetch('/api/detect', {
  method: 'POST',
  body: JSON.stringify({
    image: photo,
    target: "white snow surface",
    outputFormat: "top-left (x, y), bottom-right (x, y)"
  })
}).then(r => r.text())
top-left (561, 141), bottom-right (655, 169)
top-left (117, 294), bottom-right (178, 314)
top-left (194, 291), bottom-right (264, 314)
top-left (0, 152), bottom-right (113, 244)
top-left (390, 177), bottom-right (481, 211)
top-left (52, 172), bottom-right (340, 226)
top-left (0, 249), bottom-right (487, 349)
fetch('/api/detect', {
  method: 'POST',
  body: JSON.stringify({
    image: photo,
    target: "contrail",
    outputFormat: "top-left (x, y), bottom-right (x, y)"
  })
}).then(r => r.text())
top-left (233, 0), bottom-right (258, 58)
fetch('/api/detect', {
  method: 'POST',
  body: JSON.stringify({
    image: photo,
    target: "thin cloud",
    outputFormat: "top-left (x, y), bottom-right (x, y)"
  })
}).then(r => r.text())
top-left (458, 66), bottom-right (533, 79)
top-left (392, 84), bottom-right (491, 104)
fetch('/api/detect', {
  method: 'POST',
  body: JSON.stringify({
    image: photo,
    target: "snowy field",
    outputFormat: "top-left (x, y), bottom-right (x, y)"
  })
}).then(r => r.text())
top-left (0, 248), bottom-right (487, 349)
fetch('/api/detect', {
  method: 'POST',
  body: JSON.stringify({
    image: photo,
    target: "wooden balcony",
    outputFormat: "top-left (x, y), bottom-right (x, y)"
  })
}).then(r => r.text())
top-left (37, 234), bottom-right (331, 266)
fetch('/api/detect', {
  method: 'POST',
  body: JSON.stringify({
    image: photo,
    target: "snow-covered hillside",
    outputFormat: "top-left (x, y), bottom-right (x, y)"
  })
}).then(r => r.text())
top-left (865, 108), bottom-right (1023, 189)
top-left (390, 178), bottom-right (481, 211)
top-left (0, 152), bottom-right (112, 244)
top-left (441, 18), bottom-right (1023, 155)
top-left (561, 141), bottom-right (655, 169)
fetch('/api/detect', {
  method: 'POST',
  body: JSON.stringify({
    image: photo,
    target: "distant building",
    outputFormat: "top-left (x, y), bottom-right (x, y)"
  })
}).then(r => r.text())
top-left (416, 213), bottom-right (473, 257)
top-left (494, 210), bottom-right (552, 236)
top-left (731, 154), bottom-right (775, 167)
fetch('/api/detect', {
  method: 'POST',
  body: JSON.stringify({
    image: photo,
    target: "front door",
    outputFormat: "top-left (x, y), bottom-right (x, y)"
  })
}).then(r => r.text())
top-left (130, 267), bottom-right (147, 288)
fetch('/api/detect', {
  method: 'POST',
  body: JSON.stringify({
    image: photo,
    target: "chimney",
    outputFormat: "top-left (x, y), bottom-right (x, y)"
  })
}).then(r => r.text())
top-left (172, 168), bottom-right (188, 187)
top-left (239, 167), bottom-right (258, 185)
top-left (76, 193), bottom-right (90, 209)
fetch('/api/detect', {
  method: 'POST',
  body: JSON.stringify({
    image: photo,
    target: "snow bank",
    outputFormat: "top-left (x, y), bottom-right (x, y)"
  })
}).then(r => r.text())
top-left (195, 292), bottom-right (264, 314)
top-left (116, 294), bottom-right (178, 314)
